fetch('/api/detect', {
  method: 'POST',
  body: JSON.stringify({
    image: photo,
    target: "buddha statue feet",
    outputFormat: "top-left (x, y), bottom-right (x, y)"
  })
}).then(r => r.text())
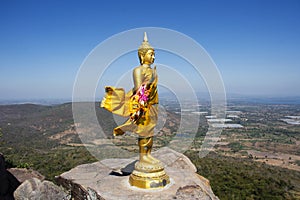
top-left (146, 154), bottom-right (161, 164)
top-left (135, 158), bottom-right (164, 173)
top-left (140, 154), bottom-right (161, 165)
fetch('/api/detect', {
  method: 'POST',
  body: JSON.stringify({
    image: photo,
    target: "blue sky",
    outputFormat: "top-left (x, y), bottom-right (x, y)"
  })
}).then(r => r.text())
top-left (0, 0), bottom-right (299, 100)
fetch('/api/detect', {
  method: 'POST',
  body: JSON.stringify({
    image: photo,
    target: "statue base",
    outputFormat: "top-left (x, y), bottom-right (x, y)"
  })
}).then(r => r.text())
top-left (129, 160), bottom-right (170, 189)
top-left (129, 167), bottom-right (170, 189)
top-left (128, 154), bottom-right (170, 189)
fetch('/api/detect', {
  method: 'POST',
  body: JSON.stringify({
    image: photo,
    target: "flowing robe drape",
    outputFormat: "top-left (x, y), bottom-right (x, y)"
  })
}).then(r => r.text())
top-left (101, 66), bottom-right (158, 137)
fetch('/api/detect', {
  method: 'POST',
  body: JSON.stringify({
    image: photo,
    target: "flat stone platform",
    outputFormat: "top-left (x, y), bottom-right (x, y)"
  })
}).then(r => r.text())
top-left (56, 147), bottom-right (219, 200)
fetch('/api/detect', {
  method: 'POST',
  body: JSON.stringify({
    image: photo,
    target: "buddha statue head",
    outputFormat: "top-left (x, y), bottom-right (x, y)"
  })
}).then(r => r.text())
top-left (138, 32), bottom-right (155, 65)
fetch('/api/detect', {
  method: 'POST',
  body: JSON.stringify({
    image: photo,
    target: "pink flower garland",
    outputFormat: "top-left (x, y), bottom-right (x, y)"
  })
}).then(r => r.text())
top-left (130, 84), bottom-right (149, 122)
top-left (137, 84), bottom-right (148, 105)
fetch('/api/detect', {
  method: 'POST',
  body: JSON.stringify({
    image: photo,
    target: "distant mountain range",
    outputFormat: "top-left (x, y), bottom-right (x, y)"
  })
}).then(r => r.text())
top-left (1, 93), bottom-right (300, 105)
top-left (226, 94), bottom-right (300, 104)
top-left (0, 98), bottom-right (72, 106)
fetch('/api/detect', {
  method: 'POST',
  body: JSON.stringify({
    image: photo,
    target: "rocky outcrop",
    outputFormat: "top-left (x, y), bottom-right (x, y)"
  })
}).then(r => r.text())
top-left (0, 153), bottom-right (68, 200)
top-left (14, 178), bottom-right (69, 200)
top-left (0, 153), bottom-right (21, 200)
top-left (8, 168), bottom-right (45, 183)
top-left (56, 147), bottom-right (219, 200)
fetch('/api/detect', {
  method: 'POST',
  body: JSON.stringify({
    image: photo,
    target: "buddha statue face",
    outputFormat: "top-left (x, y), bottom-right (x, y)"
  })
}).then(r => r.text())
top-left (138, 33), bottom-right (155, 65)
top-left (141, 49), bottom-right (155, 65)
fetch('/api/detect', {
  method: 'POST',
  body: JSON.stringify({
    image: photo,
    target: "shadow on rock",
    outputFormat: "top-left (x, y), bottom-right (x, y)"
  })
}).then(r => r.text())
top-left (109, 160), bottom-right (137, 176)
top-left (0, 153), bottom-right (21, 200)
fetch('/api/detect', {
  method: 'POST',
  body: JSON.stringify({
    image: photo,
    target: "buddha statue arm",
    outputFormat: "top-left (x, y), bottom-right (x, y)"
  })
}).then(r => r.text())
top-left (133, 67), bottom-right (143, 92)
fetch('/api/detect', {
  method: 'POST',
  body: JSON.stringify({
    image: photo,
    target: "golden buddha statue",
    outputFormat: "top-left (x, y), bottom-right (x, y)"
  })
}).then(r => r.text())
top-left (101, 32), bottom-right (170, 189)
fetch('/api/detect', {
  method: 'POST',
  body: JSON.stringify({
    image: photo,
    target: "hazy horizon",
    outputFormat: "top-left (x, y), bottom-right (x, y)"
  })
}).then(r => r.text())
top-left (1, 92), bottom-right (300, 106)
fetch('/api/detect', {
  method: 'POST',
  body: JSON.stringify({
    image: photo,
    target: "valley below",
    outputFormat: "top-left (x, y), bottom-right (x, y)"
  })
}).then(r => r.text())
top-left (0, 100), bottom-right (300, 199)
